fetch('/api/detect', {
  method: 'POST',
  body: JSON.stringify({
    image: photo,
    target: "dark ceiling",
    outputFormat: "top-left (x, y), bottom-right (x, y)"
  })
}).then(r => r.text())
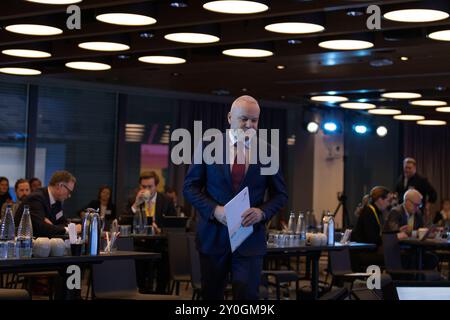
top-left (1, 0), bottom-right (450, 120)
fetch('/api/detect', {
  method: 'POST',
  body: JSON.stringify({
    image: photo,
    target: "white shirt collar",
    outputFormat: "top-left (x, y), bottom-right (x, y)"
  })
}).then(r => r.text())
top-left (149, 192), bottom-right (157, 203)
top-left (228, 129), bottom-right (251, 148)
top-left (48, 187), bottom-right (56, 206)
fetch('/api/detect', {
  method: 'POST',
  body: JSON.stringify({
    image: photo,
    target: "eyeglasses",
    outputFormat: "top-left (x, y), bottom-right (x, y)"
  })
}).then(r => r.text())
top-left (407, 199), bottom-right (423, 209)
top-left (61, 183), bottom-right (73, 197)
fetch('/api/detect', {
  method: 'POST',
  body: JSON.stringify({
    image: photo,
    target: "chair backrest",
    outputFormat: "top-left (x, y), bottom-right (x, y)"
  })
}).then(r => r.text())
top-left (382, 233), bottom-right (403, 270)
top-left (167, 232), bottom-right (190, 279)
top-left (187, 233), bottom-right (201, 288)
top-left (328, 247), bottom-right (353, 275)
top-left (92, 238), bottom-right (138, 295)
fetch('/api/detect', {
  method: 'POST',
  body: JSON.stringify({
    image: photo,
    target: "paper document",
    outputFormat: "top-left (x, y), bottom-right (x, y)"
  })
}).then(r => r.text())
top-left (225, 187), bottom-right (253, 252)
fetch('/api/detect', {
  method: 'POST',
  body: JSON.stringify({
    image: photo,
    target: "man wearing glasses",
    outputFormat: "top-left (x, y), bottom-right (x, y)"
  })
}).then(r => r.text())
top-left (15, 170), bottom-right (81, 237)
top-left (385, 189), bottom-right (425, 239)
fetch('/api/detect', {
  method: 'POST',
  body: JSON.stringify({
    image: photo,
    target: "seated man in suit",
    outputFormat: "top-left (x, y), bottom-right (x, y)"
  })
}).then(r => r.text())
top-left (126, 171), bottom-right (176, 294)
top-left (1, 178), bottom-right (31, 218)
top-left (15, 171), bottom-right (81, 237)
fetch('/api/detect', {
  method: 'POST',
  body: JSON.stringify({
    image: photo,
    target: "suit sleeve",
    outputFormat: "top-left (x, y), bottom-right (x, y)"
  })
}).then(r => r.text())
top-left (183, 161), bottom-right (219, 221)
top-left (25, 198), bottom-right (66, 237)
top-left (165, 196), bottom-right (177, 216)
top-left (385, 209), bottom-right (401, 232)
top-left (423, 178), bottom-right (437, 203)
top-left (258, 168), bottom-right (288, 222)
top-left (361, 211), bottom-right (381, 245)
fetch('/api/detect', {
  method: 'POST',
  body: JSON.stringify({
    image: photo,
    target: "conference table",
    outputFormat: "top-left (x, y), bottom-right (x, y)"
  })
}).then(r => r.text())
top-left (266, 242), bottom-right (376, 299)
top-left (400, 238), bottom-right (450, 270)
top-left (0, 251), bottom-right (160, 299)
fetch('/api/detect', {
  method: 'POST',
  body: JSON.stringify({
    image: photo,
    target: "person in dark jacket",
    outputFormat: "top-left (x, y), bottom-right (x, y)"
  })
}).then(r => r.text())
top-left (82, 185), bottom-right (116, 230)
top-left (434, 199), bottom-right (450, 228)
top-left (0, 177), bottom-right (13, 211)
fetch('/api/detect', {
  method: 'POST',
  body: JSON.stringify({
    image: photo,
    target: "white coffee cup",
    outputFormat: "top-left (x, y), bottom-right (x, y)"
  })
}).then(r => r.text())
top-left (142, 190), bottom-right (151, 202)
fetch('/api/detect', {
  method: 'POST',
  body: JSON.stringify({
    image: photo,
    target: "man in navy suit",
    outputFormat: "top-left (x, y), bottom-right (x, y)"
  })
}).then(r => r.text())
top-left (183, 95), bottom-right (288, 299)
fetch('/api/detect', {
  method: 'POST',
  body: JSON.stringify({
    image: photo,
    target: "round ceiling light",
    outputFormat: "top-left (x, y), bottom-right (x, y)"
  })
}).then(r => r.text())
top-left (203, 1), bottom-right (269, 14)
top-left (138, 55), bottom-right (186, 64)
top-left (436, 106), bottom-right (450, 113)
top-left (384, 9), bottom-right (449, 23)
top-left (265, 22), bottom-right (325, 34)
top-left (318, 40), bottom-right (374, 50)
top-left (164, 32), bottom-right (220, 44)
top-left (5, 24), bottom-right (63, 36)
top-left (0, 67), bottom-right (42, 75)
top-left (368, 108), bottom-right (402, 115)
top-left (78, 42), bottom-right (130, 52)
top-left (417, 120), bottom-right (447, 126)
top-left (310, 95), bottom-right (348, 103)
top-left (222, 48), bottom-right (273, 58)
top-left (65, 61), bottom-right (111, 71)
top-left (2, 49), bottom-right (51, 58)
top-left (381, 92), bottom-right (422, 99)
top-left (428, 30), bottom-right (450, 41)
top-left (410, 100), bottom-right (447, 106)
top-left (96, 13), bottom-right (157, 26)
top-left (24, 0), bottom-right (82, 4)
top-left (393, 114), bottom-right (425, 121)
top-left (376, 126), bottom-right (388, 137)
top-left (340, 102), bottom-right (376, 110)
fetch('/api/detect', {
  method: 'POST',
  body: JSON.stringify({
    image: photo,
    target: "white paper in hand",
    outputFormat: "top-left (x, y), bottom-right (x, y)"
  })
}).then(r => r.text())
top-left (225, 187), bottom-right (253, 252)
top-left (68, 223), bottom-right (77, 244)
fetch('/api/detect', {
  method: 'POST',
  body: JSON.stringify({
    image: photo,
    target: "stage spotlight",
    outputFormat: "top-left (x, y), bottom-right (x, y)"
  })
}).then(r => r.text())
top-left (306, 121), bottom-right (319, 133)
top-left (376, 126), bottom-right (388, 137)
top-left (323, 121), bottom-right (338, 133)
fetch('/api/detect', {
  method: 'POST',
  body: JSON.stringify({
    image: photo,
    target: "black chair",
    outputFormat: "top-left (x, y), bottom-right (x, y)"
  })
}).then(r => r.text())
top-left (167, 232), bottom-right (191, 295)
top-left (186, 234), bottom-right (202, 300)
top-left (91, 237), bottom-right (179, 300)
top-left (382, 234), bottom-right (442, 281)
top-left (261, 270), bottom-right (300, 300)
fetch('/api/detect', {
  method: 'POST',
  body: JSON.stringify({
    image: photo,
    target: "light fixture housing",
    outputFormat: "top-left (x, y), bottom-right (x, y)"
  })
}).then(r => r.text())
top-left (353, 124), bottom-right (369, 135)
top-left (384, 9), bottom-right (449, 23)
top-left (368, 108), bottom-right (402, 115)
top-left (311, 95), bottom-right (348, 103)
top-left (222, 47), bottom-right (273, 58)
top-left (138, 55), bottom-right (186, 64)
top-left (393, 115), bottom-right (425, 121)
top-left (265, 22), bottom-right (324, 34)
top-left (203, 0), bottom-right (269, 14)
top-left (24, 0), bottom-right (82, 4)
top-left (165, 32), bottom-right (219, 44)
top-left (78, 41), bottom-right (130, 52)
top-left (381, 92), bottom-right (422, 99)
top-left (428, 29), bottom-right (450, 41)
top-left (0, 67), bottom-right (42, 75)
top-left (65, 61), bottom-right (111, 71)
top-left (436, 107), bottom-right (450, 113)
top-left (340, 102), bottom-right (376, 110)
top-left (306, 121), bottom-right (320, 133)
top-left (323, 121), bottom-right (339, 133)
top-left (410, 100), bottom-right (447, 106)
top-left (2, 49), bottom-right (51, 58)
top-left (319, 39), bottom-right (374, 51)
top-left (417, 120), bottom-right (447, 126)
top-left (5, 24), bottom-right (63, 36)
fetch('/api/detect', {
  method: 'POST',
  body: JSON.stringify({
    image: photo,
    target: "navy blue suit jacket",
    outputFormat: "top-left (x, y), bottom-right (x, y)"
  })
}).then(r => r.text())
top-left (183, 134), bottom-right (288, 256)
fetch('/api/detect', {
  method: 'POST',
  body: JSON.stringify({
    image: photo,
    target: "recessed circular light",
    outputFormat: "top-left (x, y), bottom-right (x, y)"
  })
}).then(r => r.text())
top-left (428, 30), bottom-right (450, 41)
top-left (306, 122), bottom-right (319, 133)
top-left (319, 39), bottom-right (374, 51)
top-left (436, 107), bottom-right (450, 113)
top-left (381, 92), bottom-right (422, 99)
top-left (222, 48), bottom-right (273, 58)
top-left (340, 102), bottom-right (376, 110)
top-left (368, 108), bottom-right (402, 115)
top-left (401, 56), bottom-right (409, 61)
top-left (310, 95), bottom-right (348, 103)
top-left (5, 24), bottom-right (63, 36)
top-left (276, 65), bottom-right (285, 70)
top-left (203, 1), bottom-right (269, 14)
top-left (393, 114), bottom-right (425, 121)
top-left (2, 49), bottom-right (51, 58)
top-left (78, 41), bottom-right (130, 52)
top-left (96, 13), bottom-right (157, 26)
top-left (65, 61), bottom-right (111, 71)
top-left (376, 126), bottom-right (388, 137)
top-left (265, 22), bottom-right (325, 34)
top-left (24, 0), bottom-right (82, 4)
top-left (0, 67), bottom-right (42, 75)
top-left (410, 100), bottom-right (447, 106)
top-left (384, 9), bottom-right (449, 23)
top-left (138, 55), bottom-right (186, 64)
top-left (417, 120), bottom-right (447, 126)
top-left (164, 32), bottom-right (220, 44)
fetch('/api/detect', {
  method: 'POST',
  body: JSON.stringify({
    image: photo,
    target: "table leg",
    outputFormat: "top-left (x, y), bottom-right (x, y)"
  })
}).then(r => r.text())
top-left (417, 247), bottom-right (423, 270)
top-left (311, 253), bottom-right (320, 300)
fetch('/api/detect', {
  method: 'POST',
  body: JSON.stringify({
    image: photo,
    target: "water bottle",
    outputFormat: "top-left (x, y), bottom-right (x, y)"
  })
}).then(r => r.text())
top-left (296, 211), bottom-right (306, 241)
top-left (88, 210), bottom-right (101, 256)
top-left (322, 211), bottom-right (335, 246)
top-left (16, 205), bottom-right (33, 258)
top-left (0, 205), bottom-right (16, 259)
top-left (287, 211), bottom-right (296, 234)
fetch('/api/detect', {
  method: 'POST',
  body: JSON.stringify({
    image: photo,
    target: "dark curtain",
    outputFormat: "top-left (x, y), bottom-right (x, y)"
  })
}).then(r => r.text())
top-left (168, 99), bottom-right (287, 217)
top-left (403, 123), bottom-right (450, 214)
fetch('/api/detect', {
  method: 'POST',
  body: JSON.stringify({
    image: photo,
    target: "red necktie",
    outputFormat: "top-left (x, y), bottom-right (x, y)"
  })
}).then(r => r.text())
top-left (231, 154), bottom-right (245, 192)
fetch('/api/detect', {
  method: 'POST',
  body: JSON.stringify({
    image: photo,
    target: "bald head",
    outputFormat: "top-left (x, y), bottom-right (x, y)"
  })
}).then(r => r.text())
top-left (228, 95), bottom-right (260, 131)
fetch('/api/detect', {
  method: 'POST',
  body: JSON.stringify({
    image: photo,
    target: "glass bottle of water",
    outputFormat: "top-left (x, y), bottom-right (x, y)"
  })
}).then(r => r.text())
top-left (0, 205), bottom-right (16, 259)
top-left (296, 212), bottom-right (306, 241)
top-left (16, 205), bottom-right (33, 258)
top-left (287, 211), bottom-right (296, 234)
